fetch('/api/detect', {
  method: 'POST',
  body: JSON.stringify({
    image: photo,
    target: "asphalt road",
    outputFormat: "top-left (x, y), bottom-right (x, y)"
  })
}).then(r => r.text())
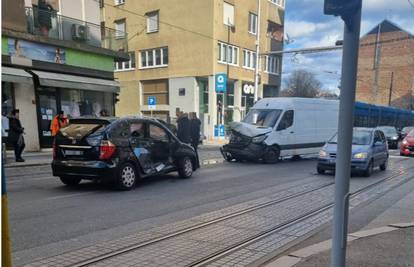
top-left (5, 149), bottom-right (413, 266)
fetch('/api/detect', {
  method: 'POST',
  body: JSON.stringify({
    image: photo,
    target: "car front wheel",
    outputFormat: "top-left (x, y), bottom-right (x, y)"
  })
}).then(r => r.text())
top-left (59, 176), bottom-right (81, 186)
top-left (116, 163), bottom-right (137, 190)
top-left (363, 161), bottom-right (374, 177)
top-left (178, 157), bottom-right (193, 178)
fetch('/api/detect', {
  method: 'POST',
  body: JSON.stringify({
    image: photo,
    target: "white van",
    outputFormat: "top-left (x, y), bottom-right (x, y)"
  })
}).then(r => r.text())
top-left (221, 97), bottom-right (339, 163)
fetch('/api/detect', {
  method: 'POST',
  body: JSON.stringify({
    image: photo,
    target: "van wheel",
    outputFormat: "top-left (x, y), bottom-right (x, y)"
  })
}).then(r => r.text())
top-left (363, 161), bottom-right (374, 177)
top-left (59, 176), bottom-right (81, 186)
top-left (263, 147), bottom-right (280, 164)
top-left (116, 163), bottom-right (137, 190)
top-left (178, 157), bottom-right (193, 178)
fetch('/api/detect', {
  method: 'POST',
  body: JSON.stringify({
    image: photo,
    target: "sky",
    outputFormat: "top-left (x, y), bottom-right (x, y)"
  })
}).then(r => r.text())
top-left (282, 0), bottom-right (414, 93)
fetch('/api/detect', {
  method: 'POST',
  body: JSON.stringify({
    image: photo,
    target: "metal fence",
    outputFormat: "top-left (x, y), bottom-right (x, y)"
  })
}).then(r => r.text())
top-left (25, 7), bottom-right (127, 52)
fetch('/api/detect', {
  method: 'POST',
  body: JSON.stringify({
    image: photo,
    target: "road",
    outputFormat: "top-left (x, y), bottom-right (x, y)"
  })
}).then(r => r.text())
top-left (5, 149), bottom-right (414, 266)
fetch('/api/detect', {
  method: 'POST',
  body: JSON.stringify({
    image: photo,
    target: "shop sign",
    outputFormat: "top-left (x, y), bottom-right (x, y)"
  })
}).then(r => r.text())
top-left (8, 38), bottom-right (66, 64)
top-left (215, 73), bottom-right (227, 93)
top-left (243, 83), bottom-right (255, 95)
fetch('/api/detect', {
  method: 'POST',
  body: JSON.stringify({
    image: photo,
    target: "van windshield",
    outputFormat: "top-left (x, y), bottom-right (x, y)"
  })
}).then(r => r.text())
top-left (243, 109), bottom-right (282, 128)
top-left (328, 129), bottom-right (372, 145)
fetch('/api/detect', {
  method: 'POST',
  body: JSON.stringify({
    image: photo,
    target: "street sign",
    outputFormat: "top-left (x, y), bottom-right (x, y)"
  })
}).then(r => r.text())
top-left (219, 124), bottom-right (225, 137)
top-left (215, 73), bottom-right (227, 93)
top-left (214, 124), bottom-right (225, 137)
top-left (148, 96), bottom-right (156, 110)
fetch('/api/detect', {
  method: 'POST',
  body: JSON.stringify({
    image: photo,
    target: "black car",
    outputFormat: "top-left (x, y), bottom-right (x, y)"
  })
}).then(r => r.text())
top-left (52, 117), bottom-right (199, 190)
top-left (376, 126), bottom-right (399, 149)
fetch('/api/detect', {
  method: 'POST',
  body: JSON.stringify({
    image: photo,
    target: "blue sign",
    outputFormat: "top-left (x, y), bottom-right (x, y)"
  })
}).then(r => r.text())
top-left (214, 124), bottom-right (225, 137)
top-left (148, 96), bottom-right (156, 106)
top-left (214, 125), bottom-right (219, 137)
top-left (215, 73), bottom-right (227, 93)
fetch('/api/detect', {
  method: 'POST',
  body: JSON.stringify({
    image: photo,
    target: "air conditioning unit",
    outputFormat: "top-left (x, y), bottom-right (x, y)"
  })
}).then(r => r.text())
top-left (71, 24), bottom-right (88, 41)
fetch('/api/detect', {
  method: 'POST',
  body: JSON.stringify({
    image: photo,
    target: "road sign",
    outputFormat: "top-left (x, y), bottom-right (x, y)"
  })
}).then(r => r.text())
top-left (219, 124), bottom-right (225, 137)
top-left (148, 96), bottom-right (156, 110)
top-left (215, 73), bottom-right (227, 93)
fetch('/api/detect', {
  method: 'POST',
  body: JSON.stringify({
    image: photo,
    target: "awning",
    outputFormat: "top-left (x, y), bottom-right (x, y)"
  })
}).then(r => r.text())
top-left (32, 70), bottom-right (120, 93)
top-left (2, 67), bottom-right (33, 84)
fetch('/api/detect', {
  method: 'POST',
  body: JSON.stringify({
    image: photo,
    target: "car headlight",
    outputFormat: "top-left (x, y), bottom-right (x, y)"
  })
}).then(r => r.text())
top-left (353, 152), bottom-right (368, 159)
top-left (319, 150), bottom-right (328, 158)
top-left (402, 139), bottom-right (408, 145)
top-left (252, 135), bottom-right (267, 143)
top-left (391, 136), bottom-right (398, 140)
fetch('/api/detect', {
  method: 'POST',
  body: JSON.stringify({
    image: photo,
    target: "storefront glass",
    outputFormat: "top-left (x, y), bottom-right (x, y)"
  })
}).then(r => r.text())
top-left (2, 82), bottom-right (14, 116)
top-left (60, 89), bottom-right (114, 118)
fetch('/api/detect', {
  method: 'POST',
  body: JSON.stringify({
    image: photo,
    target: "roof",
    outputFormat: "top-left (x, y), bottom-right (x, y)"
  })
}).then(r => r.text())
top-left (363, 19), bottom-right (413, 37)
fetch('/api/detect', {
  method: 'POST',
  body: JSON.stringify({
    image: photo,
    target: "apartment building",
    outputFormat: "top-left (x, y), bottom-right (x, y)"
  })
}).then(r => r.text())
top-left (356, 20), bottom-right (414, 110)
top-left (102, 0), bottom-right (284, 139)
top-left (2, 0), bottom-right (128, 150)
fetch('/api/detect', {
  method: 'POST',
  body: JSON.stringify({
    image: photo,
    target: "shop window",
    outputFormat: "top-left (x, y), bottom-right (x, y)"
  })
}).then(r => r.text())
top-left (2, 82), bottom-right (14, 117)
top-left (60, 89), bottom-right (114, 118)
top-left (226, 83), bottom-right (234, 107)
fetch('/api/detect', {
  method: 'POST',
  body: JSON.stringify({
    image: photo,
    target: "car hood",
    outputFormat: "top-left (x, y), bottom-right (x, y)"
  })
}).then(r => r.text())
top-left (230, 121), bottom-right (272, 137)
top-left (323, 143), bottom-right (370, 154)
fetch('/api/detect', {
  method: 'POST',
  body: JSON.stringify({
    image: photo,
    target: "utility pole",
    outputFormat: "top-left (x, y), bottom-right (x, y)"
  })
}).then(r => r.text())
top-left (254, 0), bottom-right (261, 102)
top-left (388, 71), bottom-right (394, 106)
top-left (324, 1), bottom-right (362, 266)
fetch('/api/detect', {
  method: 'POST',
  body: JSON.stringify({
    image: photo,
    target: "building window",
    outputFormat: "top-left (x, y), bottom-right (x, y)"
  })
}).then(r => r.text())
top-left (146, 11), bottom-right (159, 33)
top-left (264, 55), bottom-right (280, 75)
top-left (114, 0), bottom-right (125, 6)
top-left (223, 2), bottom-right (234, 26)
top-left (2, 82), bottom-right (14, 117)
top-left (114, 19), bottom-right (126, 38)
top-left (115, 52), bottom-right (135, 71)
top-left (268, 0), bottom-right (285, 8)
top-left (226, 83), bottom-right (234, 107)
top-left (140, 47), bottom-right (168, 69)
top-left (243, 49), bottom-right (256, 70)
top-left (218, 42), bottom-right (239, 66)
top-left (142, 80), bottom-right (169, 105)
top-left (248, 13), bottom-right (257, 35)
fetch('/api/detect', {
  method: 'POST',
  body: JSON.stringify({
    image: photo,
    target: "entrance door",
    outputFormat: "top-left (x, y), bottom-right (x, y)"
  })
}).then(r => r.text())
top-left (37, 88), bottom-right (58, 148)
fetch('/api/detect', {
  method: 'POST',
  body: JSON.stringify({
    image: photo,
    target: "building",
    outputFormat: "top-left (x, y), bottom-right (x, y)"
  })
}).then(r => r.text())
top-left (101, 0), bottom-right (284, 139)
top-left (356, 20), bottom-right (414, 110)
top-left (2, 0), bottom-right (128, 151)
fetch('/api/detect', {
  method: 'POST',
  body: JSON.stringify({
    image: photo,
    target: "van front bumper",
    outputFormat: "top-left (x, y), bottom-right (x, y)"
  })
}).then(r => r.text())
top-left (221, 143), bottom-right (265, 161)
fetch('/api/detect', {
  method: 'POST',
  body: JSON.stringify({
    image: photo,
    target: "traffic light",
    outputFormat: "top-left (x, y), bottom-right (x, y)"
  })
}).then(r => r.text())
top-left (324, 0), bottom-right (361, 17)
top-left (114, 93), bottom-right (120, 103)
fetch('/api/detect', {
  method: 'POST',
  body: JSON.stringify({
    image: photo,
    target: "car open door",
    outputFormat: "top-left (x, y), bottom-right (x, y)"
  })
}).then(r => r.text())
top-left (128, 120), bottom-right (154, 174)
top-left (148, 123), bottom-right (174, 172)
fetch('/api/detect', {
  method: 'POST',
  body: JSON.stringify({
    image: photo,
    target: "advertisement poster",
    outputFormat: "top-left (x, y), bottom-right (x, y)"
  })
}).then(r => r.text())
top-left (8, 38), bottom-right (65, 64)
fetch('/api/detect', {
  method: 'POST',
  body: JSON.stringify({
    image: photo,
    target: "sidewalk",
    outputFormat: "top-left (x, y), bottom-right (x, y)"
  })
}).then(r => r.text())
top-left (3, 144), bottom-right (223, 168)
top-left (265, 185), bottom-right (414, 267)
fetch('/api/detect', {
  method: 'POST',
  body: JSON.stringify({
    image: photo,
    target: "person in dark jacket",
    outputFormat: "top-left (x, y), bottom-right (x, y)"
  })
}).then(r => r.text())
top-left (8, 109), bottom-right (25, 162)
top-left (190, 112), bottom-right (201, 151)
top-left (176, 112), bottom-right (191, 144)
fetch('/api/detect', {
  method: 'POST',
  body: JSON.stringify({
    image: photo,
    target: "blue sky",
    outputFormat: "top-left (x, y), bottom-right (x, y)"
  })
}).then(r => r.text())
top-left (282, 0), bottom-right (414, 93)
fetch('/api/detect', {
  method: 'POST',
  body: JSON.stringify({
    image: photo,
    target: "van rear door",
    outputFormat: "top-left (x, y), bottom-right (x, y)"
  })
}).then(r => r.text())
top-left (56, 119), bottom-right (112, 161)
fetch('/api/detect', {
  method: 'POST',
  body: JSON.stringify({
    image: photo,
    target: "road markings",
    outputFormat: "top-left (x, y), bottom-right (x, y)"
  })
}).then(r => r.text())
top-left (45, 192), bottom-right (96, 200)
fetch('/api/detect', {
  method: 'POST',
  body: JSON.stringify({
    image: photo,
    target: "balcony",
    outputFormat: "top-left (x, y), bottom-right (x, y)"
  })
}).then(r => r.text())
top-left (25, 7), bottom-right (127, 52)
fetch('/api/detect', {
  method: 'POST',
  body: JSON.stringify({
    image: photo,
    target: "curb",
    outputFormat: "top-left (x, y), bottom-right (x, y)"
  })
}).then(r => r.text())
top-left (264, 222), bottom-right (414, 267)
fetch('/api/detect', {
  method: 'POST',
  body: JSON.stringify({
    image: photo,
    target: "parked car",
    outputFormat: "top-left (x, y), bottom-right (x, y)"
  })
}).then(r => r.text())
top-left (400, 129), bottom-right (414, 156)
top-left (221, 97), bottom-right (339, 163)
top-left (317, 128), bottom-right (388, 177)
top-left (401, 126), bottom-right (414, 139)
top-left (376, 126), bottom-right (399, 149)
top-left (52, 117), bottom-right (199, 190)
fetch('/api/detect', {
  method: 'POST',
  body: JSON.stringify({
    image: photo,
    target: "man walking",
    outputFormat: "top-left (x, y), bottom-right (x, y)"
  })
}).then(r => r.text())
top-left (176, 112), bottom-right (191, 144)
top-left (51, 111), bottom-right (69, 137)
top-left (8, 109), bottom-right (25, 162)
top-left (190, 112), bottom-right (201, 151)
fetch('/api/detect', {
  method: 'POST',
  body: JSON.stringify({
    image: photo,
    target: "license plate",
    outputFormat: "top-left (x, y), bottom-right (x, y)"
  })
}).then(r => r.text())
top-left (64, 150), bottom-right (83, 156)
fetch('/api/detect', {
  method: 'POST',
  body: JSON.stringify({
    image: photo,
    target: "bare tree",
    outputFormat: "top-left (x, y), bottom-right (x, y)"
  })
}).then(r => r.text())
top-left (280, 69), bottom-right (322, 98)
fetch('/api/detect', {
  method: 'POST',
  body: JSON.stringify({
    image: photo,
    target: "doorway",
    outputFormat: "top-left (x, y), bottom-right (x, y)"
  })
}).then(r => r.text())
top-left (37, 87), bottom-right (58, 148)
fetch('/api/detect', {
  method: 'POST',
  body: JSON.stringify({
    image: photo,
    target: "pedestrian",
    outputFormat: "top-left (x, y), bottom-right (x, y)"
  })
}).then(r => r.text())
top-left (8, 109), bottom-right (25, 162)
top-left (176, 112), bottom-right (191, 144)
top-left (37, 0), bottom-right (53, 37)
top-left (51, 110), bottom-right (69, 137)
top-left (190, 112), bottom-right (201, 151)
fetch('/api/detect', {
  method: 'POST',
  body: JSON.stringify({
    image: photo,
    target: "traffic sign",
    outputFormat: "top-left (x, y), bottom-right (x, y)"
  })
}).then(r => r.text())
top-left (148, 96), bottom-right (156, 110)
top-left (215, 73), bottom-right (227, 93)
top-left (219, 124), bottom-right (225, 137)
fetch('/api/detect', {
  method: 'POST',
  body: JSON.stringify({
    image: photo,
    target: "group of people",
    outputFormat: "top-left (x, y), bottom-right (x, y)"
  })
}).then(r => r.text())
top-left (176, 111), bottom-right (201, 151)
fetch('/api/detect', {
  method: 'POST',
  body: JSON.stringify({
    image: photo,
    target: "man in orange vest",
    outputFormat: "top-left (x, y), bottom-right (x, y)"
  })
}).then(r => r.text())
top-left (51, 111), bottom-right (68, 137)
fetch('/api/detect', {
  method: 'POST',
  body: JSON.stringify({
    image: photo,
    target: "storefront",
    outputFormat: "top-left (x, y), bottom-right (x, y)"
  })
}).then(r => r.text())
top-left (241, 82), bottom-right (255, 119)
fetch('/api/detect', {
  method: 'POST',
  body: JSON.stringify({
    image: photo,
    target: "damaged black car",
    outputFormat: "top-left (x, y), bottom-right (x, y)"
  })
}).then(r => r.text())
top-left (52, 117), bottom-right (199, 190)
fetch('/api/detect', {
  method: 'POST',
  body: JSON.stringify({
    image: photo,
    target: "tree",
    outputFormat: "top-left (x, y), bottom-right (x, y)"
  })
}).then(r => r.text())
top-left (280, 69), bottom-right (322, 98)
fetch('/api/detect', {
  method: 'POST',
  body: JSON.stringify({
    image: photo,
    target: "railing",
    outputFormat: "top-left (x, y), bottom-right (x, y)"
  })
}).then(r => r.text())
top-left (25, 7), bottom-right (127, 52)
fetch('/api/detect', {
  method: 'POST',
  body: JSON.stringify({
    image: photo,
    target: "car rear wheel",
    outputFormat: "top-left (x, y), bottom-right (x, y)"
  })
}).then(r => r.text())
top-left (363, 161), bottom-right (374, 177)
top-left (178, 157), bottom-right (193, 178)
top-left (317, 167), bottom-right (325, 174)
top-left (59, 176), bottom-right (81, 186)
top-left (116, 163), bottom-right (137, 190)
top-left (263, 147), bottom-right (280, 164)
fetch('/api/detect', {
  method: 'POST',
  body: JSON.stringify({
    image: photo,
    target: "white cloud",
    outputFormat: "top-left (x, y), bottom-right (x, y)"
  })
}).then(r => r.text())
top-left (285, 21), bottom-right (331, 38)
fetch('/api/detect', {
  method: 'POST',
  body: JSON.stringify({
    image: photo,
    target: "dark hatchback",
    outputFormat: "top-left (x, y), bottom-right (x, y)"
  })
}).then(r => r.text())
top-left (52, 117), bottom-right (199, 190)
top-left (376, 126), bottom-right (399, 149)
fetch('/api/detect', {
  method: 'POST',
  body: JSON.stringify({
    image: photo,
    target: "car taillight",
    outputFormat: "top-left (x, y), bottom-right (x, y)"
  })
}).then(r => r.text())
top-left (99, 140), bottom-right (116, 160)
